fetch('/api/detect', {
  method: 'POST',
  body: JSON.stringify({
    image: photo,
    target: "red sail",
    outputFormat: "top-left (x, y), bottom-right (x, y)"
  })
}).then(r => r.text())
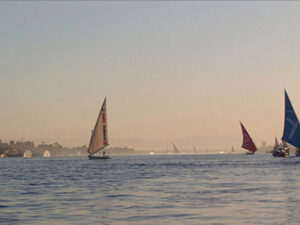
top-left (240, 122), bottom-right (257, 152)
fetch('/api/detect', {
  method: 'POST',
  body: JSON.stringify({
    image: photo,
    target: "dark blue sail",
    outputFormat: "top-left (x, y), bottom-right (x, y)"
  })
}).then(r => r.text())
top-left (282, 90), bottom-right (300, 148)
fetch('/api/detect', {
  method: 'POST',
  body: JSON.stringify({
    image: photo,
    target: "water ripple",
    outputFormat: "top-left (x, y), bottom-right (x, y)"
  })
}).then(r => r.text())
top-left (1, 155), bottom-right (300, 224)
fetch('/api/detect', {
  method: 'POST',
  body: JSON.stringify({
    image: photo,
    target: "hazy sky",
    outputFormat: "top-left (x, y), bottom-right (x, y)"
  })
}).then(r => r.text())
top-left (1, 2), bottom-right (300, 146)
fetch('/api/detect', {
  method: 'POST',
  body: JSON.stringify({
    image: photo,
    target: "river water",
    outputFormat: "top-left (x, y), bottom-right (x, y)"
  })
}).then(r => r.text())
top-left (1, 154), bottom-right (300, 225)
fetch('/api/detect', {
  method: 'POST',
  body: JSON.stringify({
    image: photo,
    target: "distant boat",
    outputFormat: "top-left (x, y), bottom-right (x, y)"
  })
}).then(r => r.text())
top-left (88, 98), bottom-right (110, 160)
top-left (172, 143), bottom-right (180, 154)
top-left (272, 136), bottom-right (288, 157)
top-left (282, 90), bottom-right (300, 156)
top-left (231, 146), bottom-right (235, 153)
top-left (273, 136), bottom-right (280, 154)
top-left (23, 150), bottom-right (32, 158)
top-left (43, 150), bottom-right (51, 157)
top-left (240, 122), bottom-right (257, 155)
top-left (193, 146), bottom-right (197, 154)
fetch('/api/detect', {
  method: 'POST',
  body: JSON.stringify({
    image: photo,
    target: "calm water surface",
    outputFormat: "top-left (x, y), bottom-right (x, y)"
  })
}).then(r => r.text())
top-left (1, 154), bottom-right (300, 225)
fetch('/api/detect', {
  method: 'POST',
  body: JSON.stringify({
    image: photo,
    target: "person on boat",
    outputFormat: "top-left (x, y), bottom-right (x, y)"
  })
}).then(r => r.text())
top-left (103, 151), bottom-right (105, 157)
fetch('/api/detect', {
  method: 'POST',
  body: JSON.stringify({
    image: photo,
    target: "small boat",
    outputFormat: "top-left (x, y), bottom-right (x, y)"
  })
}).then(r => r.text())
top-left (240, 122), bottom-right (257, 155)
top-left (231, 146), bottom-right (235, 154)
top-left (281, 90), bottom-right (300, 156)
top-left (193, 146), bottom-right (198, 154)
top-left (172, 143), bottom-right (180, 154)
top-left (23, 150), bottom-right (32, 158)
top-left (43, 150), bottom-right (51, 157)
top-left (87, 98), bottom-right (110, 160)
top-left (272, 137), bottom-right (289, 158)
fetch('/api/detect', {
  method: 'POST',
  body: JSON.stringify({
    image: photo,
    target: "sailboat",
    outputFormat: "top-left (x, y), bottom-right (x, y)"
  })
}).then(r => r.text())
top-left (281, 90), bottom-right (300, 157)
top-left (272, 136), bottom-right (288, 157)
top-left (172, 143), bottom-right (180, 154)
top-left (240, 122), bottom-right (257, 155)
top-left (88, 98), bottom-right (110, 160)
top-left (193, 146), bottom-right (197, 154)
top-left (231, 146), bottom-right (235, 153)
top-left (272, 136), bottom-right (280, 153)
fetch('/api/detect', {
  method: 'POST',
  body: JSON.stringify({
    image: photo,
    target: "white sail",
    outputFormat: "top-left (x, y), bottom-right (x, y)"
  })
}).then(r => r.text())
top-left (88, 98), bottom-right (109, 155)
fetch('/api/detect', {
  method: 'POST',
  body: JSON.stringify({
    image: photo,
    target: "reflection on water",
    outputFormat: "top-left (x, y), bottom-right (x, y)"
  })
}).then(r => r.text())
top-left (1, 155), bottom-right (300, 224)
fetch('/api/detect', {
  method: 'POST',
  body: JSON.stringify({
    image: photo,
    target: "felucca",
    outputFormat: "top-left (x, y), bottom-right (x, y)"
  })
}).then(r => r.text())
top-left (193, 146), bottom-right (197, 154)
top-left (88, 98), bottom-right (110, 160)
top-left (282, 90), bottom-right (300, 156)
top-left (240, 122), bottom-right (257, 155)
top-left (272, 136), bottom-right (288, 158)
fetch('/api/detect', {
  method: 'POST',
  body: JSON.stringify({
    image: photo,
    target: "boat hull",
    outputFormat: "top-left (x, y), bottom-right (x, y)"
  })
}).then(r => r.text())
top-left (272, 151), bottom-right (288, 158)
top-left (246, 151), bottom-right (255, 155)
top-left (88, 155), bottom-right (110, 160)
